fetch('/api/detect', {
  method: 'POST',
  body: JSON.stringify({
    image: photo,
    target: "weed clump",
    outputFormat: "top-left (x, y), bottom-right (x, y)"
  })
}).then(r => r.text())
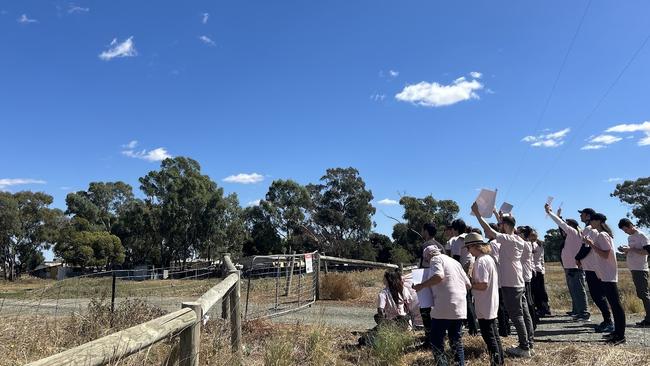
top-left (320, 273), bottom-right (361, 300)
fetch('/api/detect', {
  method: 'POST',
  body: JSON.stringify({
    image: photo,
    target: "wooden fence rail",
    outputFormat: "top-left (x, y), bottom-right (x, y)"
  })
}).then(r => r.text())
top-left (26, 255), bottom-right (242, 366)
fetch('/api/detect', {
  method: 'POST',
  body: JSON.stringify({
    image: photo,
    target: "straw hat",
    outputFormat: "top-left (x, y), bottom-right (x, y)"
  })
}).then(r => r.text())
top-left (463, 232), bottom-right (488, 247)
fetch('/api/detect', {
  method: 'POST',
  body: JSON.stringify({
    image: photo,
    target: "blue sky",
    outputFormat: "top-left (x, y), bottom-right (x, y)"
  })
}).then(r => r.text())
top-left (2, 0), bottom-right (650, 250)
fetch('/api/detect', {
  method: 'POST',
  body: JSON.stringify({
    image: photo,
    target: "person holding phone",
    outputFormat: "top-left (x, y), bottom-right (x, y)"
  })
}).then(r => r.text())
top-left (618, 218), bottom-right (650, 327)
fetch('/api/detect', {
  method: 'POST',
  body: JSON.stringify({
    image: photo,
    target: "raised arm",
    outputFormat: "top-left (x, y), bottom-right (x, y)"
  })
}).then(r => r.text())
top-left (545, 203), bottom-right (576, 235)
top-left (493, 207), bottom-right (503, 224)
top-left (472, 202), bottom-right (498, 239)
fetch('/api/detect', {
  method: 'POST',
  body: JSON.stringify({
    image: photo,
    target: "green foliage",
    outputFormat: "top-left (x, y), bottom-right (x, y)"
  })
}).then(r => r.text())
top-left (264, 333), bottom-right (294, 366)
top-left (65, 181), bottom-right (134, 232)
top-left (611, 177), bottom-right (650, 228)
top-left (55, 229), bottom-right (125, 269)
top-left (543, 228), bottom-right (564, 262)
top-left (371, 323), bottom-right (415, 365)
top-left (389, 247), bottom-right (414, 265)
top-left (112, 199), bottom-right (162, 266)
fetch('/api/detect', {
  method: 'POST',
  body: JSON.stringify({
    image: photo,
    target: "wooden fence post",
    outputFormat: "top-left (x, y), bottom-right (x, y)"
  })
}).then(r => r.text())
top-left (180, 302), bottom-right (202, 366)
top-left (229, 269), bottom-right (242, 359)
top-left (221, 258), bottom-right (230, 320)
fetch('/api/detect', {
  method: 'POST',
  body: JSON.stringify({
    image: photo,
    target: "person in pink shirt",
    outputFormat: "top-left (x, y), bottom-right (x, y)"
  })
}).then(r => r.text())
top-left (466, 232), bottom-right (504, 366)
top-left (583, 213), bottom-right (626, 345)
top-left (545, 203), bottom-right (590, 320)
top-left (617, 218), bottom-right (650, 327)
top-left (413, 245), bottom-right (471, 365)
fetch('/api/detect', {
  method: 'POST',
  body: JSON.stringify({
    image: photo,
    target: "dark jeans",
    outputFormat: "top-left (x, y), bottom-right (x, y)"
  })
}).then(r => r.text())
top-left (524, 281), bottom-right (538, 329)
top-left (431, 318), bottom-right (465, 366)
top-left (478, 318), bottom-right (504, 365)
top-left (497, 288), bottom-right (510, 337)
top-left (532, 271), bottom-right (551, 315)
top-left (601, 281), bottom-right (626, 338)
top-left (500, 287), bottom-right (534, 350)
top-left (466, 292), bottom-right (479, 335)
top-left (585, 270), bottom-right (612, 324)
top-left (420, 307), bottom-right (432, 346)
top-left (631, 271), bottom-right (650, 322)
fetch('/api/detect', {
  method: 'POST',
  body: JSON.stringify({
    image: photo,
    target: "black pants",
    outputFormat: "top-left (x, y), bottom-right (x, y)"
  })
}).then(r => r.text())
top-left (466, 292), bottom-right (479, 335)
top-left (478, 318), bottom-right (504, 366)
top-left (497, 288), bottom-right (510, 337)
top-left (585, 270), bottom-right (612, 323)
top-left (531, 271), bottom-right (551, 315)
top-left (524, 281), bottom-right (538, 329)
top-left (602, 281), bottom-right (626, 338)
top-left (420, 307), bottom-right (432, 346)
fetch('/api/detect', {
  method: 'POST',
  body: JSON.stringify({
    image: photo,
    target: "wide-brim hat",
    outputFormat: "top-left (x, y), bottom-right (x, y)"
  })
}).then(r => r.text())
top-left (463, 232), bottom-right (488, 247)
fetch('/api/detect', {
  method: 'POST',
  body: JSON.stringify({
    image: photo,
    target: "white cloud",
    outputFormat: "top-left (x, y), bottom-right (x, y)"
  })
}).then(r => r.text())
top-left (202, 13), bottom-right (209, 24)
top-left (581, 144), bottom-right (605, 150)
top-left (377, 198), bottom-right (399, 205)
top-left (198, 35), bottom-right (216, 46)
top-left (17, 14), bottom-right (38, 23)
top-left (68, 4), bottom-right (89, 13)
top-left (99, 37), bottom-right (137, 61)
top-left (60, 186), bottom-right (72, 190)
top-left (389, 70), bottom-right (399, 78)
top-left (122, 140), bottom-right (138, 149)
top-left (522, 128), bottom-right (570, 148)
top-left (604, 121), bottom-right (650, 147)
top-left (0, 178), bottom-right (46, 190)
top-left (223, 173), bottom-right (265, 184)
top-left (247, 199), bottom-right (261, 206)
top-left (395, 74), bottom-right (484, 107)
top-left (470, 71), bottom-right (482, 79)
top-left (370, 93), bottom-right (386, 102)
top-left (606, 177), bottom-right (623, 183)
top-left (121, 142), bottom-right (172, 162)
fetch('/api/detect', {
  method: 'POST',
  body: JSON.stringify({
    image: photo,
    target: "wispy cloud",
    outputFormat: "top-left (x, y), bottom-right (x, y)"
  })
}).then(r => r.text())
top-left (470, 71), bottom-right (482, 79)
top-left (580, 134), bottom-right (622, 150)
top-left (370, 93), bottom-right (386, 102)
top-left (99, 37), bottom-right (137, 61)
top-left (379, 70), bottom-right (399, 79)
top-left (522, 128), bottom-right (570, 148)
top-left (68, 4), bottom-right (89, 14)
top-left (389, 70), bottom-right (399, 78)
top-left (198, 35), bottom-right (216, 46)
top-left (247, 199), bottom-right (261, 206)
top-left (0, 178), bottom-right (46, 190)
top-left (202, 13), bottom-right (209, 24)
top-left (605, 177), bottom-right (623, 183)
top-left (121, 141), bottom-right (171, 162)
top-left (604, 121), bottom-right (650, 146)
top-left (395, 73), bottom-right (484, 107)
top-left (17, 14), bottom-right (38, 23)
top-left (377, 198), bottom-right (399, 205)
top-left (223, 173), bottom-right (265, 184)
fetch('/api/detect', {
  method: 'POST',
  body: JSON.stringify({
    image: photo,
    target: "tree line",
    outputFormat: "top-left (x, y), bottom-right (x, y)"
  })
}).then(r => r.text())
top-left (1, 156), bottom-right (649, 280)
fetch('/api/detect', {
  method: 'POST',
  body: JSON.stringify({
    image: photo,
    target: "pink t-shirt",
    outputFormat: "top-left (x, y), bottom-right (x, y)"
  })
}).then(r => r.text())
top-left (550, 215), bottom-right (581, 269)
top-left (495, 233), bottom-right (525, 288)
top-left (472, 254), bottom-right (499, 320)
top-left (489, 239), bottom-right (501, 265)
top-left (451, 234), bottom-right (474, 267)
top-left (627, 231), bottom-right (649, 272)
top-left (533, 244), bottom-right (545, 274)
top-left (581, 226), bottom-right (599, 271)
top-left (428, 254), bottom-right (470, 319)
top-left (521, 240), bottom-right (534, 282)
top-left (593, 231), bottom-right (617, 282)
top-left (377, 287), bottom-right (413, 320)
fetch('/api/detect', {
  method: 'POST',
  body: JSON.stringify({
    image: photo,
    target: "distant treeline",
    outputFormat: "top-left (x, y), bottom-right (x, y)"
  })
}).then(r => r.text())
top-left (1, 156), bottom-right (648, 280)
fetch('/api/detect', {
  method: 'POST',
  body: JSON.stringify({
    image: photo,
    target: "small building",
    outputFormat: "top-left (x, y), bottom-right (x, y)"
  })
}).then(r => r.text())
top-left (32, 261), bottom-right (64, 280)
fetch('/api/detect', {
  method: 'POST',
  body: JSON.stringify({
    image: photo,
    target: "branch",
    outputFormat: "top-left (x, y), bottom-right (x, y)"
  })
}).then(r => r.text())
top-left (380, 210), bottom-right (422, 239)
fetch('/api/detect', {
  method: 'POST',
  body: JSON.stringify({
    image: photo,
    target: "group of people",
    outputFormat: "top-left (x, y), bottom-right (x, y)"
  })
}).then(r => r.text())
top-left (371, 202), bottom-right (650, 366)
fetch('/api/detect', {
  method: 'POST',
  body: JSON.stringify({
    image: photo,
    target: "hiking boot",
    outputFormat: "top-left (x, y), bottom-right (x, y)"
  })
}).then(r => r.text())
top-left (636, 320), bottom-right (650, 327)
top-left (572, 313), bottom-right (591, 322)
top-left (566, 311), bottom-right (576, 316)
top-left (506, 347), bottom-right (531, 358)
top-left (595, 322), bottom-right (614, 333)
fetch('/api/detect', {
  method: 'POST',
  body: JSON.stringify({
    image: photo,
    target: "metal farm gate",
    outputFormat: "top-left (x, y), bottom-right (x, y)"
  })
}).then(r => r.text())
top-left (243, 252), bottom-right (318, 320)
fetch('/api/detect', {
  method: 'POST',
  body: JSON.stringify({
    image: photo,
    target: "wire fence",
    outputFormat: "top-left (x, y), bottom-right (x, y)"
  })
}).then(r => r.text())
top-left (243, 252), bottom-right (318, 320)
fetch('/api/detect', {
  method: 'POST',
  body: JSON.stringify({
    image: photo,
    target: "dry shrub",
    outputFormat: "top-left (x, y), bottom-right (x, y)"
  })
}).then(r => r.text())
top-left (370, 324), bottom-right (415, 366)
top-left (264, 332), bottom-right (294, 366)
top-left (321, 273), bottom-right (361, 301)
top-left (305, 321), bottom-right (337, 366)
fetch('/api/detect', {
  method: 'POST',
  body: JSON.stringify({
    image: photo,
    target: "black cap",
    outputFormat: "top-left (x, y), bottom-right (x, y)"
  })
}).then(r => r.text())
top-left (590, 213), bottom-right (607, 222)
top-left (578, 208), bottom-right (596, 216)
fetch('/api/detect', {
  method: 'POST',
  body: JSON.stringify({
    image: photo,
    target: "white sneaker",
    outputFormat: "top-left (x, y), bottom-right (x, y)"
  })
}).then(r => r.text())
top-left (506, 347), bottom-right (531, 358)
top-left (529, 348), bottom-right (536, 356)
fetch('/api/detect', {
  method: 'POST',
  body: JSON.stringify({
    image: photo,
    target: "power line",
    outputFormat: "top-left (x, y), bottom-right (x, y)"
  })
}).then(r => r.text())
top-left (520, 31), bottom-right (650, 206)
top-left (504, 0), bottom-right (593, 201)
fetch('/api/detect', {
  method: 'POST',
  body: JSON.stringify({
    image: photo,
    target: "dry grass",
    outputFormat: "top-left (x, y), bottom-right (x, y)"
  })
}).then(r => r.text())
top-left (320, 273), bottom-right (362, 301)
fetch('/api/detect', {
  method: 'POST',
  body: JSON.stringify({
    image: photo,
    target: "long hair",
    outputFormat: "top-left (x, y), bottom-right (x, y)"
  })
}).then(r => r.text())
top-left (601, 222), bottom-right (614, 238)
top-left (384, 270), bottom-right (404, 304)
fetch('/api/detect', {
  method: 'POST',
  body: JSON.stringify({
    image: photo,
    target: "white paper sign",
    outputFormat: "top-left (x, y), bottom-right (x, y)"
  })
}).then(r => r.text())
top-left (499, 202), bottom-right (513, 214)
top-left (410, 268), bottom-right (425, 285)
top-left (304, 253), bottom-right (313, 273)
top-left (473, 189), bottom-right (497, 218)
